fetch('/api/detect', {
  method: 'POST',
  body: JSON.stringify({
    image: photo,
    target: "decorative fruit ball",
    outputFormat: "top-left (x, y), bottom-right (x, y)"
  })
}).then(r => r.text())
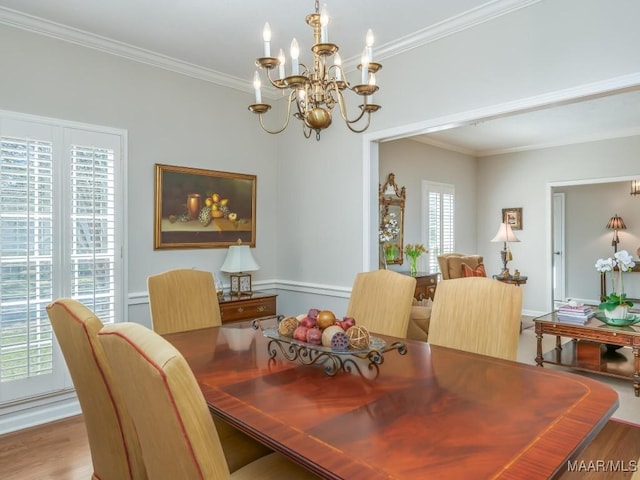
top-left (346, 325), bottom-right (370, 349)
top-left (278, 316), bottom-right (298, 337)
top-left (316, 310), bottom-right (336, 330)
top-left (321, 325), bottom-right (344, 348)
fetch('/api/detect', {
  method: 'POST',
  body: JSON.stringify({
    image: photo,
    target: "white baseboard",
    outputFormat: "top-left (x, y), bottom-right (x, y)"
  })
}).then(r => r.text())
top-left (0, 391), bottom-right (80, 435)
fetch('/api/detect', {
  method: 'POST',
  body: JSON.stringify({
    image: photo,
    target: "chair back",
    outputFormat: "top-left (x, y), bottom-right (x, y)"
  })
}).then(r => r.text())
top-left (147, 269), bottom-right (221, 335)
top-left (437, 253), bottom-right (484, 280)
top-left (46, 299), bottom-right (147, 480)
top-left (346, 270), bottom-right (416, 338)
top-left (428, 277), bottom-right (522, 361)
top-left (98, 322), bottom-right (230, 480)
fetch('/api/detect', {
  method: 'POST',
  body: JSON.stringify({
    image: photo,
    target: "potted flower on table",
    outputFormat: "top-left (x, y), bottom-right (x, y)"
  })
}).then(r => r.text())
top-left (404, 243), bottom-right (428, 275)
top-left (595, 250), bottom-right (636, 319)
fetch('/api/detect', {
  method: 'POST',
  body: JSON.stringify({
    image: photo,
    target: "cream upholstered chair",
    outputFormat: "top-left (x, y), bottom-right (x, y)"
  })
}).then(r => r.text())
top-left (437, 253), bottom-right (485, 280)
top-left (406, 298), bottom-right (432, 342)
top-left (147, 269), bottom-right (271, 472)
top-left (97, 322), bottom-right (317, 480)
top-left (346, 270), bottom-right (416, 338)
top-left (46, 299), bottom-right (148, 480)
top-left (147, 268), bottom-right (221, 335)
top-left (428, 277), bottom-right (523, 361)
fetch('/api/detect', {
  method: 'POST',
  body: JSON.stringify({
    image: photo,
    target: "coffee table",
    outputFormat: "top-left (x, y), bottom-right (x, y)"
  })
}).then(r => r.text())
top-left (534, 311), bottom-right (640, 397)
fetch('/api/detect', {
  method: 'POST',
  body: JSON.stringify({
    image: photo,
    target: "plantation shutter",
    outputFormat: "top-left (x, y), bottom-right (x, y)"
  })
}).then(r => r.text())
top-left (0, 113), bottom-right (125, 404)
top-left (423, 181), bottom-right (455, 273)
top-left (0, 137), bottom-right (55, 383)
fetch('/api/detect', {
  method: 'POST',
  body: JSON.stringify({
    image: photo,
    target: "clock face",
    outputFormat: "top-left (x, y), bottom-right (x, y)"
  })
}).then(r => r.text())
top-left (239, 274), bottom-right (251, 292)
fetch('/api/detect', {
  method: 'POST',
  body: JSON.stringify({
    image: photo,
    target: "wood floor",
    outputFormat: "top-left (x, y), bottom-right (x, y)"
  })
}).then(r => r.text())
top-left (1, 415), bottom-right (639, 479)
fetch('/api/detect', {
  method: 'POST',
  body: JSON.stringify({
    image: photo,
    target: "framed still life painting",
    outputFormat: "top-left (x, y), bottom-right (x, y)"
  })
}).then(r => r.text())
top-left (154, 164), bottom-right (256, 249)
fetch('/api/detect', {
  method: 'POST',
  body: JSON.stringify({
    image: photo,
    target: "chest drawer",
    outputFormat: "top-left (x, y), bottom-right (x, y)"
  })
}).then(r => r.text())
top-left (219, 294), bottom-right (277, 323)
top-left (413, 274), bottom-right (439, 301)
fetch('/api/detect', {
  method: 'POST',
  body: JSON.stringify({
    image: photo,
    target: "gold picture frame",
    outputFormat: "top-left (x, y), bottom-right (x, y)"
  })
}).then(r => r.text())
top-left (154, 164), bottom-right (256, 249)
top-left (502, 207), bottom-right (523, 230)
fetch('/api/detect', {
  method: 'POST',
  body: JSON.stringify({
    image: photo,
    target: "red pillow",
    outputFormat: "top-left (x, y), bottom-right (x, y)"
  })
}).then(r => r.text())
top-left (461, 263), bottom-right (487, 277)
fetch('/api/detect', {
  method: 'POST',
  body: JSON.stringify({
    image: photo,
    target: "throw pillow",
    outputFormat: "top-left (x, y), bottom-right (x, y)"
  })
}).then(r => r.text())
top-left (461, 262), bottom-right (487, 277)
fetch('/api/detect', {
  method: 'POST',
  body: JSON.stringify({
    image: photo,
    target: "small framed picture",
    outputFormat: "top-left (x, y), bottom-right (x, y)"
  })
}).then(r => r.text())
top-left (502, 207), bottom-right (523, 230)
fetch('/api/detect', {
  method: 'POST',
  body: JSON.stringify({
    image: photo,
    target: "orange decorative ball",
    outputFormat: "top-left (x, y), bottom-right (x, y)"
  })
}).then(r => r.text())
top-left (316, 310), bottom-right (336, 330)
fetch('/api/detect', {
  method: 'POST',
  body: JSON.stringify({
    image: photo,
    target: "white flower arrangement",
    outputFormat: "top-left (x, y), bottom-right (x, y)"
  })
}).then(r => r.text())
top-left (379, 213), bottom-right (399, 243)
top-left (595, 250), bottom-right (636, 311)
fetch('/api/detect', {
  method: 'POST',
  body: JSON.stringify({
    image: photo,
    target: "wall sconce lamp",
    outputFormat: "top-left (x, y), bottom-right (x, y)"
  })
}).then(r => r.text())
top-left (220, 240), bottom-right (260, 296)
top-left (606, 214), bottom-right (626, 253)
top-left (631, 180), bottom-right (640, 196)
top-left (491, 222), bottom-right (520, 277)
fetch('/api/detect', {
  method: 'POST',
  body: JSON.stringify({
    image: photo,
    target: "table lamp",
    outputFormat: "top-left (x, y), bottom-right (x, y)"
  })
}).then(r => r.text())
top-left (220, 241), bottom-right (260, 296)
top-left (491, 222), bottom-right (520, 276)
top-left (606, 214), bottom-right (626, 253)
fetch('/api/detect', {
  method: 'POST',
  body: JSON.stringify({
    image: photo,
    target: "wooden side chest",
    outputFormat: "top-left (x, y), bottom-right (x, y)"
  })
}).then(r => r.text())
top-left (218, 293), bottom-right (277, 324)
top-left (408, 272), bottom-right (439, 301)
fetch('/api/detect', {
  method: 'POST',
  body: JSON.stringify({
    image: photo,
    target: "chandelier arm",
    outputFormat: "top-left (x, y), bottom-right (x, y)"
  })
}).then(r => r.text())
top-left (265, 69), bottom-right (289, 90)
top-left (334, 88), bottom-right (367, 125)
top-left (257, 91), bottom-right (296, 135)
top-left (344, 113), bottom-right (372, 133)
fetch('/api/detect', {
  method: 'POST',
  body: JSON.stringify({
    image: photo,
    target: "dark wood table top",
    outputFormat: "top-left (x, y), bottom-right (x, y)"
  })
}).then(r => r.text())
top-left (164, 318), bottom-right (619, 480)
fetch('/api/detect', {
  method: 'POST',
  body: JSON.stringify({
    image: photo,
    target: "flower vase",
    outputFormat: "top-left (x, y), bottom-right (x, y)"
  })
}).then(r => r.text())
top-left (409, 257), bottom-right (418, 275)
top-left (604, 305), bottom-right (629, 320)
top-left (379, 243), bottom-right (387, 270)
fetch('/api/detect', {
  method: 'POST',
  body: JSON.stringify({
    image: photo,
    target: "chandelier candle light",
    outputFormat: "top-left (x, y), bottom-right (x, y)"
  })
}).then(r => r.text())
top-left (248, 0), bottom-right (382, 140)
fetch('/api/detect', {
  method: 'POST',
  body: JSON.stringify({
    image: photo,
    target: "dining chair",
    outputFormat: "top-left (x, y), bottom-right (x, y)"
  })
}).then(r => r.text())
top-left (147, 268), bottom-right (272, 472)
top-left (147, 268), bottom-right (221, 335)
top-left (46, 298), bottom-right (148, 480)
top-left (97, 322), bottom-right (317, 480)
top-left (346, 269), bottom-right (417, 338)
top-left (428, 277), bottom-right (523, 361)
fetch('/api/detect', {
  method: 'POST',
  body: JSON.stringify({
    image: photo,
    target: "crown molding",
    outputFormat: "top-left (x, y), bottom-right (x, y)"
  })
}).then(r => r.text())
top-left (0, 0), bottom-right (540, 96)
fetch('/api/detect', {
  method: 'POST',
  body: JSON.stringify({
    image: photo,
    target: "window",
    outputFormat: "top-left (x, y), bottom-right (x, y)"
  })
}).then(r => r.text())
top-left (422, 181), bottom-right (455, 273)
top-left (0, 112), bottom-right (125, 403)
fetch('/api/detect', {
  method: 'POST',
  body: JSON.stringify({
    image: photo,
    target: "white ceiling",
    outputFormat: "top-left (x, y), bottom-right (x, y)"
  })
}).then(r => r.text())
top-left (1, 0), bottom-right (639, 154)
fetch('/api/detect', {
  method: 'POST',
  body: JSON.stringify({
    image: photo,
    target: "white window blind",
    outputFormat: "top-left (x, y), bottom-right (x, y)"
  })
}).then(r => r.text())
top-left (0, 112), bottom-right (125, 404)
top-left (423, 181), bottom-right (455, 273)
top-left (70, 145), bottom-right (116, 323)
top-left (0, 137), bottom-right (54, 382)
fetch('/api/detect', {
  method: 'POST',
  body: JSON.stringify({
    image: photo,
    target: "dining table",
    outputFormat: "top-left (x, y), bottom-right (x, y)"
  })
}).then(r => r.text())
top-left (163, 317), bottom-right (619, 480)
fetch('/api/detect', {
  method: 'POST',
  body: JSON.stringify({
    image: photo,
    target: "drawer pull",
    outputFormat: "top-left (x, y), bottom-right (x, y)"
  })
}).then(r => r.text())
top-left (236, 307), bottom-right (244, 313)
top-left (256, 306), bottom-right (266, 312)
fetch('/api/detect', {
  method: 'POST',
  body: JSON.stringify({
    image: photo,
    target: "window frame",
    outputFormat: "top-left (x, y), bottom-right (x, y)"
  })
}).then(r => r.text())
top-left (0, 109), bottom-right (127, 404)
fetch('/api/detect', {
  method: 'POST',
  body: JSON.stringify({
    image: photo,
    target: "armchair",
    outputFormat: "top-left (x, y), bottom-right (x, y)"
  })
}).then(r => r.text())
top-left (437, 253), bottom-right (485, 280)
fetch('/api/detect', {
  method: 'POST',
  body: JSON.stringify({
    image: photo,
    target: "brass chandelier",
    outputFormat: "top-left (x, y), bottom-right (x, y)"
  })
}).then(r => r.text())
top-left (248, 0), bottom-right (381, 140)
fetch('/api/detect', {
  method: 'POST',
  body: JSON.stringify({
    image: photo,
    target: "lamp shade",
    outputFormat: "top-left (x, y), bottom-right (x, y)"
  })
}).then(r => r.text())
top-left (491, 222), bottom-right (520, 243)
top-left (220, 245), bottom-right (260, 273)
top-left (606, 214), bottom-right (626, 230)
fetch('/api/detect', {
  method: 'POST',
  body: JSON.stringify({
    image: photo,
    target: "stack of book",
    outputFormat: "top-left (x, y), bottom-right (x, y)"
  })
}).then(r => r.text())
top-left (557, 303), bottom-right (595, 324)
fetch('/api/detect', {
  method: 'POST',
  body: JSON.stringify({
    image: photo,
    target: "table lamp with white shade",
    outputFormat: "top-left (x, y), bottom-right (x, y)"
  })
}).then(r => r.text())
top-left (491, 222), bottom-right (520, 276)
top-left (220, 241), bottom-right (260, 295)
